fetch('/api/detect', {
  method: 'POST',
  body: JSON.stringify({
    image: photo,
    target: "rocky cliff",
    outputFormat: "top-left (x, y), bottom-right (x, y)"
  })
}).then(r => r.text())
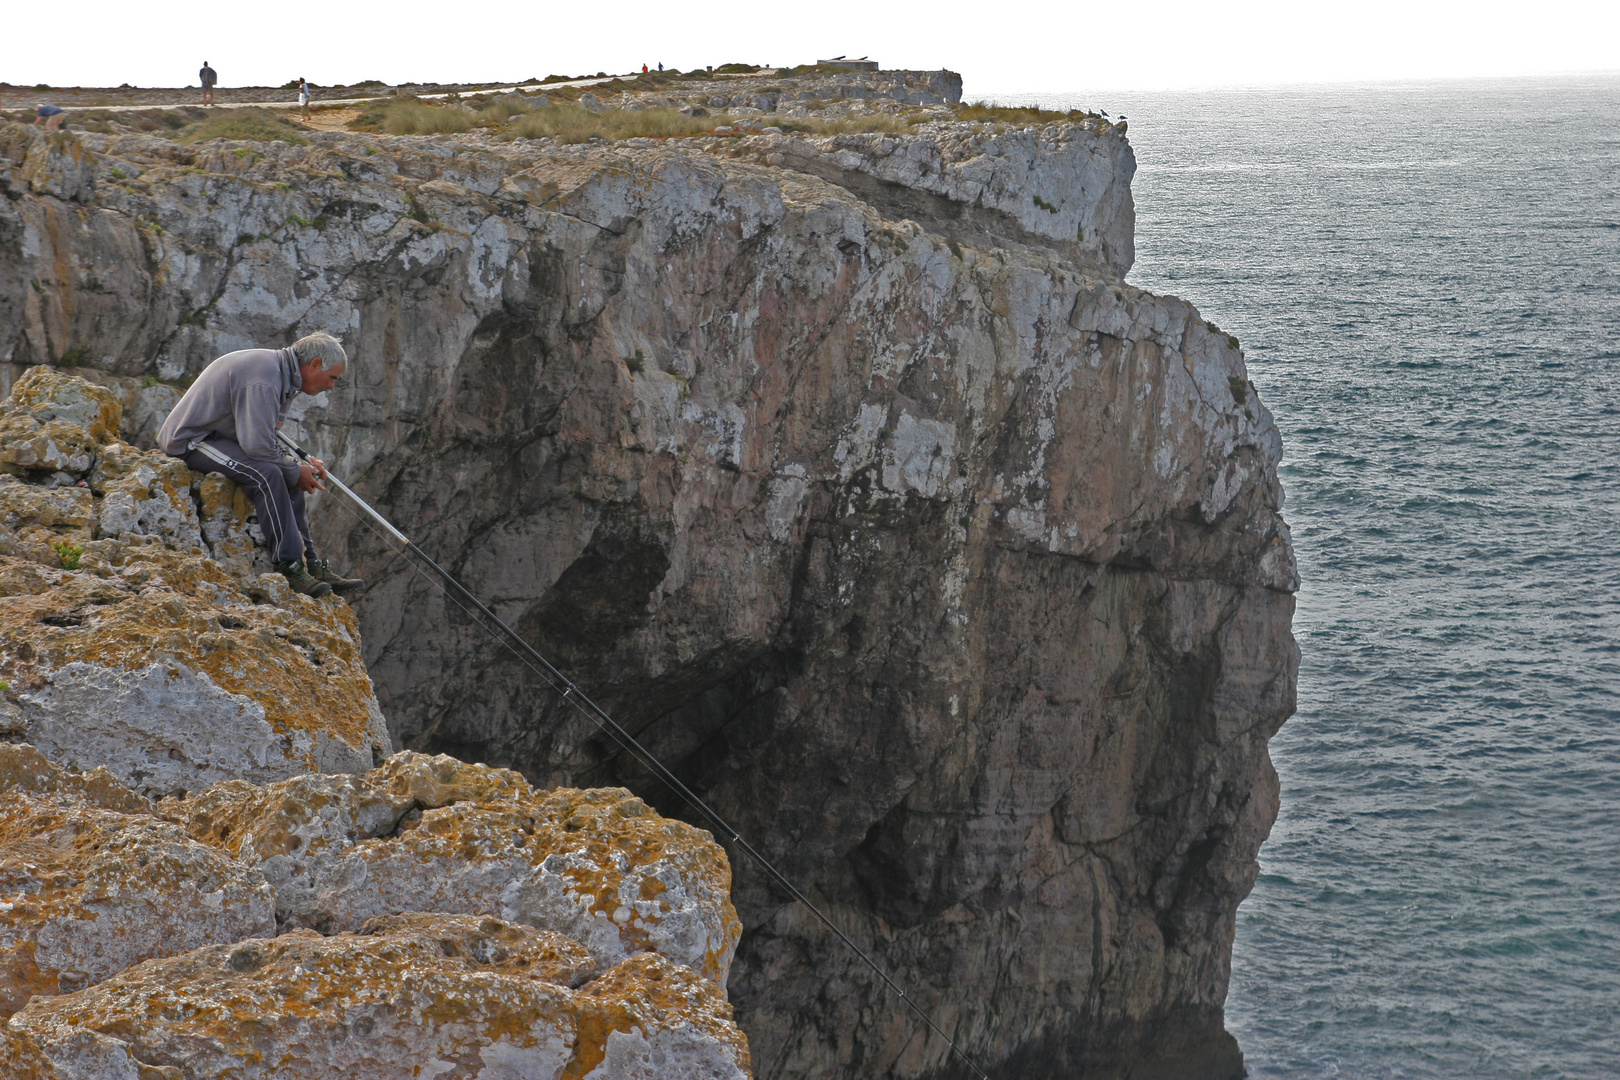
top-left (1, 68), bottom-right (1297, 1079)
top-left (0, 372), bottom-right (752, 1078)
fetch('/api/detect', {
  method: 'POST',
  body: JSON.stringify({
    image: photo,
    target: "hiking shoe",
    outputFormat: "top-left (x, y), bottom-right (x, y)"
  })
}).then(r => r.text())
top-left (274, 558), bottom-right (332, 598)
top-left (308, 558), bottom-right (365, 596)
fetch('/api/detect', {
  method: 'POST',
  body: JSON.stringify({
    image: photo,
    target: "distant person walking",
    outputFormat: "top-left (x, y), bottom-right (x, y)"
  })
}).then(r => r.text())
top-left (33, 104), bottom-right (67, 132)
top-left (199, 61), bottom-right (217, 106)
top-left (298, 78), bottom-right (311, 120)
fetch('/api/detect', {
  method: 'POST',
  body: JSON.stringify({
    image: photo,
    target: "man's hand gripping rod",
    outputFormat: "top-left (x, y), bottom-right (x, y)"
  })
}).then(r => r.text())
top-left (277, 431), bottom-right (409, 547)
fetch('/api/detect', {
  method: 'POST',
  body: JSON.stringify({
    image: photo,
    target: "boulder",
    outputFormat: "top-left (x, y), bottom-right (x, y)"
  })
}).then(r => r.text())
top-left (0, 745), bottom-right (275, 1019)
top-left (0, 368), bottom-right (120, 477)
top-left (165, 752), bottom-right (743, 984)
top-left (0, 370), bottom-right (393, 796)
top-left (2, 539), bottom-right (393, 796)
top-left (1, 917), bottom-right (750, 1080)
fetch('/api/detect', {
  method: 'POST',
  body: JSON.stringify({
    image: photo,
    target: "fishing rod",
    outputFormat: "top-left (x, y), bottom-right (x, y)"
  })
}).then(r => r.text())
top-left (278, 430), bottom-right (991, 1080)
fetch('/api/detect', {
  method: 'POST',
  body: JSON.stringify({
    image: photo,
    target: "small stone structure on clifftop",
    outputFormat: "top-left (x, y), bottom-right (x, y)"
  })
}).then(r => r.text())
top-left (0, 371), bottom-right (752, 1078)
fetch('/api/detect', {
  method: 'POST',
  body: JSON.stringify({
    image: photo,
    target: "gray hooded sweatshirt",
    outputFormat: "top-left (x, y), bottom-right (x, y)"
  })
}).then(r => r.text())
top-left (158, 348), bottom-right (304, 484)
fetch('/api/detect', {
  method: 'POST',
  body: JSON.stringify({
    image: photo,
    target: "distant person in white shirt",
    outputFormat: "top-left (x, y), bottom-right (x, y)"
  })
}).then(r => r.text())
top-left (298, 78), bottom-right (311, 120)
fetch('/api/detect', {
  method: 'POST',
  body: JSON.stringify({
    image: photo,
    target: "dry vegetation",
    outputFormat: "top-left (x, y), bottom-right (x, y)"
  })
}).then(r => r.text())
top-left (778, 113), bottom-right (927, 135)
top-left (349, 96), bottom-right (475, 134)
top-left (955, 103), bottom-right (1103, 125)
top-left (178, 108), bottom-right (309, 145)
top-left (507, 104), bottom-right (736, 143)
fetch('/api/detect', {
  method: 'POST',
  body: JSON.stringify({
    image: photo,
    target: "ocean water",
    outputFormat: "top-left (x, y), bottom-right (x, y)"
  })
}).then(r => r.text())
top-left (991, 76), bottom-right (1620, 1077)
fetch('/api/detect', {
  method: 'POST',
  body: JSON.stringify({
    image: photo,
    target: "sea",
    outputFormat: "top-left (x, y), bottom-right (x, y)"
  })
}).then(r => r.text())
top-left (987, 75), bottom-right (1620, 1077)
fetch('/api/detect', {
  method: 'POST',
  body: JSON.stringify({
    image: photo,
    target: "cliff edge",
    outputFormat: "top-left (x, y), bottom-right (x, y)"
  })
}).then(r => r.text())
top-left (0, 67), bottom-right (1297, 1079)
top-left (0, 374), bottom-right (751, 1078)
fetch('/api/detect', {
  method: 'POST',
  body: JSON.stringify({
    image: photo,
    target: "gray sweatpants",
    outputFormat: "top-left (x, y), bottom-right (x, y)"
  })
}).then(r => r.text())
top-left (181, 435), bottom-right (315, 566)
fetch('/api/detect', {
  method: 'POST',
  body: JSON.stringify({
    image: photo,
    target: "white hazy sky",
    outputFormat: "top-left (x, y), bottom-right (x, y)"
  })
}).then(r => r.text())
top-left (5, 0), bottom-right (1617, 95)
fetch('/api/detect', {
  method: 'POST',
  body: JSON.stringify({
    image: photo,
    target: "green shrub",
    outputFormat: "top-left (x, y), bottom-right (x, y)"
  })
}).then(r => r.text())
top-left (714, 63), bottom-right (762, 74)
top-left (50, 540), bottom-right (83, 570)
top-left (179, 108), bottom-right (308, 145)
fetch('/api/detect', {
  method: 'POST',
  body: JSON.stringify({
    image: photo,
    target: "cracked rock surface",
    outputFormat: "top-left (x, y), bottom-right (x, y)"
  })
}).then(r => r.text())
top-left (0, 368), bottom-right (392, 797)
top-left (0, 370), bottom-right (751, 1078)
top-left (1, 67), bottom-right (1296, 1079)
top-left (3, 921), bottom-right (747, 1080)
top-left (0, 748), bottom-right (750, 1078)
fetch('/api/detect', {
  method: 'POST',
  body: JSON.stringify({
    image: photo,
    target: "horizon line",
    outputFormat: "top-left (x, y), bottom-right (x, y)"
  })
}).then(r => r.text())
top-left (974, 66), bottom-right (1620, 98)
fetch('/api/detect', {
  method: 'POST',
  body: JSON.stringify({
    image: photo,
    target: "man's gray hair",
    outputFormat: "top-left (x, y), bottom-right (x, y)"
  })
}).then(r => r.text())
top-left (290, 331), bottom-right (348, 370)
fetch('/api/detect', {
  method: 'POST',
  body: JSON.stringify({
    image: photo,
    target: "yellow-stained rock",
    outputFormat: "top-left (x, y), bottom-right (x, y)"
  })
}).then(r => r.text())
top-left (0, 746), bottom-right (275, 1019)
top-left (0, 478), bottom-right (96, 566)
top-left (164, 752), bottom-right (743, 985)
top-left (87, 441), bottom-right (203, 551)
top-left (1, 917), bottom-right (750, 1080)
top-left (0, 742), bottom-right (151, 815)
top-left (0, 368), bottom-right (120, 477)
top-left (0, 541), bottom-right (392, 795)
top-left (196, 470), bottom-right (266, 579)
top-left (0, 369), bottom-right (391, 796)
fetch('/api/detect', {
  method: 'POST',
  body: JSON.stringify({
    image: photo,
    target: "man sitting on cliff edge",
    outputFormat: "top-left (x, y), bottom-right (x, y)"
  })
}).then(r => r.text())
top-left (157, 332), bottom-right (365, 599)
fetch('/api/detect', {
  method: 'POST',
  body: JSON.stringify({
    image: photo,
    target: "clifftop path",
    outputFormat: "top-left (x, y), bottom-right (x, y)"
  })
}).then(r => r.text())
top-left (1, 67), bottom-right (1297, 1080)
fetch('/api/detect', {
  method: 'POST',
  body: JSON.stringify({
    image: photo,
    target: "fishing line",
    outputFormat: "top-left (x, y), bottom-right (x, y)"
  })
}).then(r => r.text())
top-left (282, 433), bottom-right (991, 1080)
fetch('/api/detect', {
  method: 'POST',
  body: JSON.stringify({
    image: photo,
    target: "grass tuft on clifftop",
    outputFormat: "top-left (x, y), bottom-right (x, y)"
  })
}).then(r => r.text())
top-left (778, 113), bottom-right (927, 135)
top-left (371, 99), bottom-right (477, 134)
top-left (178, 108), bottom-right (309, 146)
top-left (506, 104), bottom-right (737, 143)
top-left (956, 102), bottom-right (1103, 125)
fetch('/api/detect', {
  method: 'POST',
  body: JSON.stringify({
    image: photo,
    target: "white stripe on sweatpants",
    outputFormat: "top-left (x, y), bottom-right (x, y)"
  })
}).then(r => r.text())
top-left (194, 440), bottom-right (291, 562)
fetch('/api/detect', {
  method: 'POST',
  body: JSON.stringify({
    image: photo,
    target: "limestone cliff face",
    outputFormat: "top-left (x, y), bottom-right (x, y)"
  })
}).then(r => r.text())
top-left (0, 375), bottom-right (752, 1077)
top-left (1, 73), bottom-right (1297, 1079)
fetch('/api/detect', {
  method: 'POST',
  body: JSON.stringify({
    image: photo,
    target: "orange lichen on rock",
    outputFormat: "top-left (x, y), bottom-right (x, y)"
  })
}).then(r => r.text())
top-left (0, 368), bottom-right (753, 1074)
top-left (0, 745), bottom-right (275, 1019)
top-left (0, 741), bottom-right (151, 815)
top-left (0, 540), bottom-right (391, 795)
top-left (0, 367), bottom-right (392, 795)
top-left (164, 752), bottom-right (744, 985)
top-left (0, 367), bottom-right (120, 477)
top-left (1, 915), bottom-right (750, 1080)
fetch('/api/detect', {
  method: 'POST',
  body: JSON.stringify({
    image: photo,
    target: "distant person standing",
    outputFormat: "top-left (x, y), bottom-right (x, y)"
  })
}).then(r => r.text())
top-left (33, 104), bottom-right (67, 132)
top-left (298, 77), bottom-right (311, 120)
top-left (199, 61), bottom-right (217, 106)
